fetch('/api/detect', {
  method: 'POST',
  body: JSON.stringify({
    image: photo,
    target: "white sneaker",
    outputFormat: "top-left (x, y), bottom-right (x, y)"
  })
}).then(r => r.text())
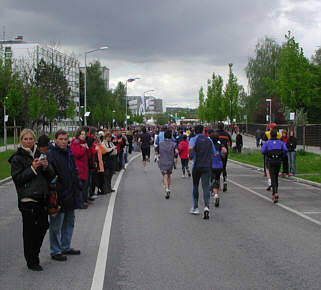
top-left (181, 174), bottom-right (186, 178)
top-left (203, 207), bottom-right (210, 219)
top-left (165, 189), bottom-right (171, 199)
top-left (190, 208), bottom-right (200, 215)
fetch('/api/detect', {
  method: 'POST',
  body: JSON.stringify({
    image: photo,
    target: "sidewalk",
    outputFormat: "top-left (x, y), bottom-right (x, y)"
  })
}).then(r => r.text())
top-left (239, 133), bottom-right (321, 155)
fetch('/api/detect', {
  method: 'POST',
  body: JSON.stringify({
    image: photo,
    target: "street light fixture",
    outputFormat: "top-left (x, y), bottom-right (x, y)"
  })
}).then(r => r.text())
top-left (266, 98), bottom-right (272, 123)
top-left (84, 46), bottom-right (108, 126)
top-left (125, 77), bottom-right (140, 128)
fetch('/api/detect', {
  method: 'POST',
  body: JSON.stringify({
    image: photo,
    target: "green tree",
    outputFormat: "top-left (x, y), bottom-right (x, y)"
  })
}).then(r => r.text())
top-left (197, 87), bottom-right (206, 121)
top-left (65, 99), bottom-right (76, 120)
top-left (273, 32), bottom-right (316, 116)
top-left (6, 78), bottom-right (25, 142)
top-left (28, 86), bottom-right (42, 126)
top-left (35, 59), bottom-right (70, 119)
top-left (245, 37), bottom-right (281, 122)
top-left (224, 63), bottom-right (240, 123)
top-left (43, 94), bottom-right (59, 132)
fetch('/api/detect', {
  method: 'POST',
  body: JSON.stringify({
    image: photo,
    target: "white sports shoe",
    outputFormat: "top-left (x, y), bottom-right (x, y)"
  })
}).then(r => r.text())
top-left (190, 208), bottom-right (200, 215)
top-left (204, 206), bottom-right (210, 219)
top-left (181, 174), bottom-right (186, 178)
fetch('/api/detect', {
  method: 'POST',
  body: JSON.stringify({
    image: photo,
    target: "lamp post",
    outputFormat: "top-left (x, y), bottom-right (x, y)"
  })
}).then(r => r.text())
top-left (125, 77), bottom-right (140, 128)
top-left (84, 46), bottom-right (108, 126)
top-left (3, 96), bottom-right (8, 149)
top-left (112, 110), bottom-right (115, 128)
top-left (266, 98), bottom-right (272, 123)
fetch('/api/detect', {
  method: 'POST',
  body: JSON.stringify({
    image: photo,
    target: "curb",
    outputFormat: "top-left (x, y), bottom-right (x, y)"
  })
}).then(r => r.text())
top-left (230, 159), bottom-right (321, 189)
top-left (0, 176), bottom-right (12, 185)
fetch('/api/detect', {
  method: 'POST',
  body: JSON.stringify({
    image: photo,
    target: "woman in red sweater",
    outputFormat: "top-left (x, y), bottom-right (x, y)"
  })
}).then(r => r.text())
top-left (70, 128), bottom-right (90, 209)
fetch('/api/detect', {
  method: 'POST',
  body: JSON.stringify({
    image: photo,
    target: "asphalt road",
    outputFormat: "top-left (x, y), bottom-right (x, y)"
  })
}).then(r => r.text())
top-left (1, 151), bottom-right (321, 290)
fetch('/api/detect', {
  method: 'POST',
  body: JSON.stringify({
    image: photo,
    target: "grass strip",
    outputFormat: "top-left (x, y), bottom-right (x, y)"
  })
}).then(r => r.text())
top-left (0, 150), bottom-right (15, 180)
top-left (229, 149), bottom-right (321, 184)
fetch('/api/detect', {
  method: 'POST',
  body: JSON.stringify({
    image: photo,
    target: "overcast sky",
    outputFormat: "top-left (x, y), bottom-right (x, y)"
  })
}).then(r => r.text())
top-left (1, 0), bottom-right (320, 108)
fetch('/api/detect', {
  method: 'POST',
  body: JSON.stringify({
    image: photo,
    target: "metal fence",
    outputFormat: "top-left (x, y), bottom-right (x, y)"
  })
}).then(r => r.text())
top-left (239, 123), bottom-right (321, 148)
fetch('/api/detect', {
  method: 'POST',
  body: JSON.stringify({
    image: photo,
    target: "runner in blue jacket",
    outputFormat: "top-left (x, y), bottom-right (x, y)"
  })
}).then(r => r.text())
top-left (261, 128), bottom-right (288, 203)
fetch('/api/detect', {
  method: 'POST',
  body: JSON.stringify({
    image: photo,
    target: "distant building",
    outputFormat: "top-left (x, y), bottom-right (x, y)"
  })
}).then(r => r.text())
top-left (166, 107), bottom-right (197, 114)
top-left (0, 37), bottom-right (81, 129)
top-left (128, 96), bottom-right (163, 115)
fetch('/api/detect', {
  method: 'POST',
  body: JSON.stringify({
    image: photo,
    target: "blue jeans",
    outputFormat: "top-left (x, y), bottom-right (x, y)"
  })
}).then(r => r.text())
top-left (192, 167), bottom-right (211, 209)
top-left (288, 151), bottom-right (296, 175)
top-left (49, 210), bottom-right (75, 256)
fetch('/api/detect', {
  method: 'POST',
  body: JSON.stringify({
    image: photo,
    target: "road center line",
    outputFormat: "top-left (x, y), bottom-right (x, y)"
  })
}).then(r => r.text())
top-left (229, 179), bottom-right (321, 227)
top-left (91, 153), bottom-right (141, 290)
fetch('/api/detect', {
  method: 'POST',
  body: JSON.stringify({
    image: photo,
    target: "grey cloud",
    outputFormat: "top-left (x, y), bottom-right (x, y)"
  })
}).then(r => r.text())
top-left (1, 0), bottom-right (281, 66)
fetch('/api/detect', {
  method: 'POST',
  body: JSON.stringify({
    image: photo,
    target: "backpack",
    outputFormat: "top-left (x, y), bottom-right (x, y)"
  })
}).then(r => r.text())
top-left (194, 135), bottom-right (212, 168)
top-left (267, 149), bottom-right (283, 165)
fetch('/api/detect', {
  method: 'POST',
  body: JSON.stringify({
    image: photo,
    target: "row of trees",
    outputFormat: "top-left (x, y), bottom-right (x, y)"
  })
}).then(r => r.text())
top-left (0, 52), bottom-right (142, 135)
top-left (198, 63), bottom-right (246, 123)
top-left (198, 32), bottom-right (321, 125)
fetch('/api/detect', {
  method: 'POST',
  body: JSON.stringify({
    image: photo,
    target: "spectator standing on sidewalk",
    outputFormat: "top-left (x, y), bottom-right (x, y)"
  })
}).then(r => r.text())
top-left (9, 129), bottom-right (55, 271)
top-left (236, 131), bottom-right (243, 153)
top-left (280, 129), bottom-right (289, 177)
top-left (86, 127), bottom-right (98, 200)
top-left (70, 128), bottom-right (90, 209)
top-left (102, 132), bottom-right (117, 194)
top-left (255, 128), bottom-right (262, 148)
top-left (286, 129), bottom-right (297, 176)
top-left (46, 129), bottom-right (82, 262)
top-left (37, 131), bottom-right (50, 152)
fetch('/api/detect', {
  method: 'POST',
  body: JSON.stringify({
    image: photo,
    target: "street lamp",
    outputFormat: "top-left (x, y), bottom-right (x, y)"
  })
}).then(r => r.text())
top-left (3, 96), bottom-right (8, 149)
top-left (125, 77), bottom-right (140, 128)
top-left (84, 46), bottom-right (108, 126)
top-left (266, 98), bottom-right (272, 123)
top-left (112, 110), bottom-right (116, 128)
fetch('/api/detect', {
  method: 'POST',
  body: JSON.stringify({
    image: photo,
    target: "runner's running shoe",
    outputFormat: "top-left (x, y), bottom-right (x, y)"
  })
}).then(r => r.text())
top-left (189, 208), bottom-right (200, 215)
top-left (165, 189), bottom-right (170, 199)
top-left (203, 207), bottom-right (210, 219)
top-left (223, 182), bottom-right (227, 192)
top-left (272, 193), bottom-right (279, 203)
top-left (214, 194), bottom-right (220, 207)
top-left (266, 185), bottom-right (272, 191)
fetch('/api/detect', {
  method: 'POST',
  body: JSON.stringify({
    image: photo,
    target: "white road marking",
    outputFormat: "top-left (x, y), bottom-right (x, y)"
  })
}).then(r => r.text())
top-left (91, 153), bottom-right (141, 290)
top-left (229, 179), bottom-right (321, 227)
top-left (302, 211), bottom-right (321, 215)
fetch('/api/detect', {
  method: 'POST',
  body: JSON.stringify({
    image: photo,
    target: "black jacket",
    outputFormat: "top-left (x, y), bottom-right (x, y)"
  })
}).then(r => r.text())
top-left (286, 136), bottom-right (297, 152)
top-left (46, 146), bottom-right (82, 211)
top-left (216, 130), bottom-right (232, 152)
top-left (9, 147), bottom-right (55, 203)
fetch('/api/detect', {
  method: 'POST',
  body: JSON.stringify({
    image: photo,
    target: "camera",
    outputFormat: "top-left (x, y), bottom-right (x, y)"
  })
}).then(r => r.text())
top-left (39, 154), bottom-right (47, 161)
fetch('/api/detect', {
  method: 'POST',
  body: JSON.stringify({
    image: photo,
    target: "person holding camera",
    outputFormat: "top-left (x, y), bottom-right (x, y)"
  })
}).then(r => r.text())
top-left (9, 129), bottom-right (55, 271)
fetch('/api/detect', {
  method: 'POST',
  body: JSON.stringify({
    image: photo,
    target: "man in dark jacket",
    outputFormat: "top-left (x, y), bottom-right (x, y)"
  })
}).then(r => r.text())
top-left (46, 129), bottom-right (82, 262)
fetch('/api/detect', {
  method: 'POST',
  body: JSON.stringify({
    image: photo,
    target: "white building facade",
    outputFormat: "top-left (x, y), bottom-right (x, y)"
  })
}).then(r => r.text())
top-left (0, 39), bottom-right (81, 130)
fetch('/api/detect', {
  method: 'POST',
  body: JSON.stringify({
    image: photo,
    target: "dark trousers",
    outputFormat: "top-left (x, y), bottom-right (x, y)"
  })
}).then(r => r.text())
top-left (236, 145), bottom-right (242, 153)
top-left (282, 154), bottom-right (289, 174)
top-left (222, 154), bottom-right (228, 180)
top-left (94, 172), bottom-right (104, 194)
top-left (211, 168), bottom-right (222, 189)
top-left (19, 201), bottom-right (49, 267)
top-left (103, 168), bottom-right (114, 193)
top-left (269, 163), bottom-right (281, 194)
top-left (181, 158), bottom-right (190, 174)
top-left (80, 179), bottom-right (88, 204)
top-left (192, 167), bottom-right (211, 208)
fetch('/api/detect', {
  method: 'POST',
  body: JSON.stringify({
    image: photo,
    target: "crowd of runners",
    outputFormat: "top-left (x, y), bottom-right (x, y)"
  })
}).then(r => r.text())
top-left (9, 121), bottom-right (294, 271)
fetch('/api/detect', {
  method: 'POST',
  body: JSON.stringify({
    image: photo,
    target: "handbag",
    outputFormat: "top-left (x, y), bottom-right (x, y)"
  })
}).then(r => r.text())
top-left (48, 176), bottom-right (61, 216)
